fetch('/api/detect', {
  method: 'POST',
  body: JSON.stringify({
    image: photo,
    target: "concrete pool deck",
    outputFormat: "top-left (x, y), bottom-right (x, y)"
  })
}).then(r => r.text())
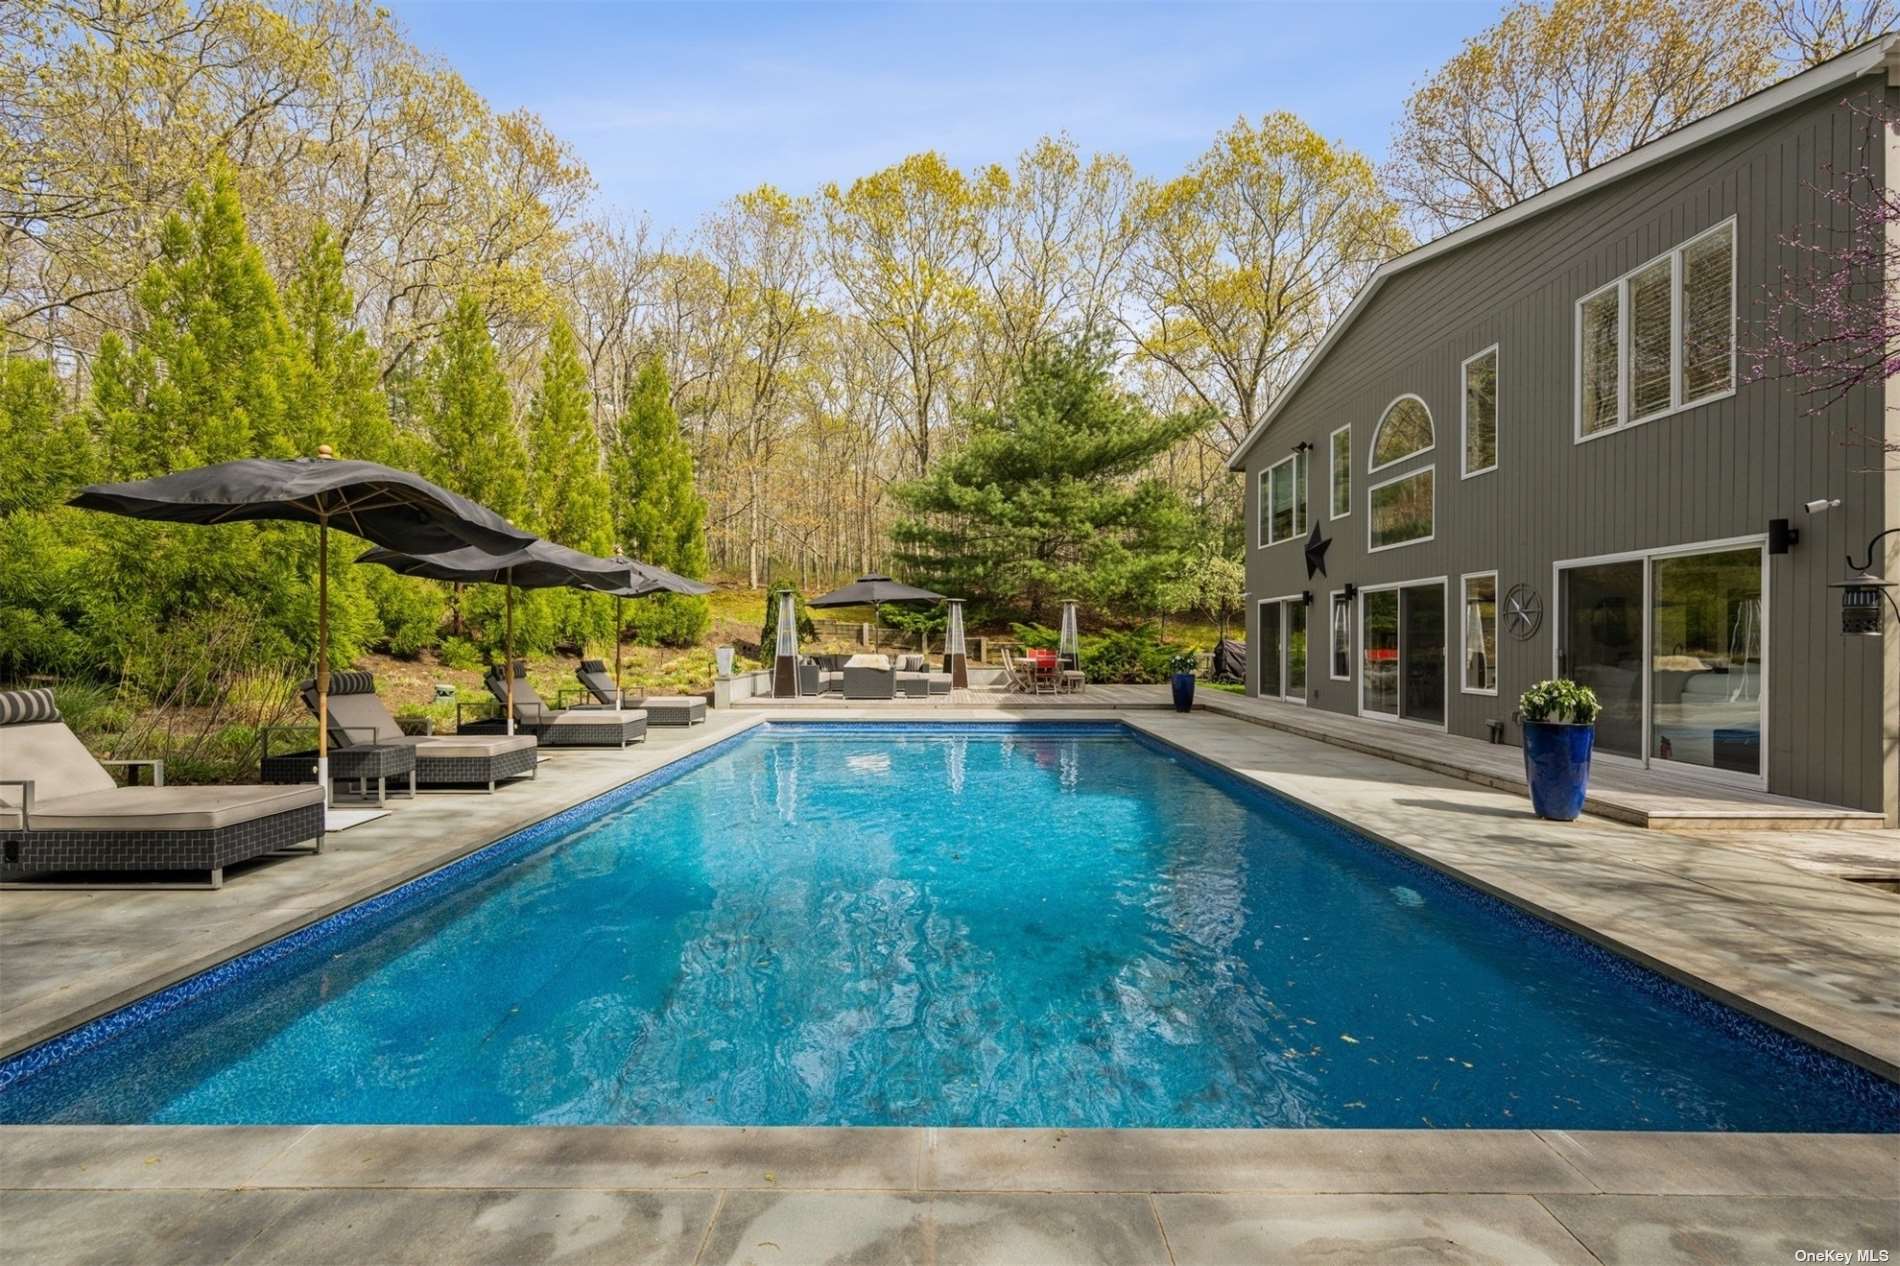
top-left (2, 704), bottom-right (1896, 1264)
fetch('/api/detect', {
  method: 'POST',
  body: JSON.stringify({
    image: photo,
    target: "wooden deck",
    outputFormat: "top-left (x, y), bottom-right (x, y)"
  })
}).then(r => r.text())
top-left (737, 683), bottom-right (1884, 830)
top-left (1194, 691), bottom-right (1885, 832)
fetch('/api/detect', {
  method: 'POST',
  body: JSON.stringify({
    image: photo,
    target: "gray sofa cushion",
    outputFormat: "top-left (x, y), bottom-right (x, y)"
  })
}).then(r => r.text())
top-left (23, 783), bottom-right (324, 832)
top-left (541, 709), bottom-right (646, 729)
top-left (0, 688), bottom-right (59, 725)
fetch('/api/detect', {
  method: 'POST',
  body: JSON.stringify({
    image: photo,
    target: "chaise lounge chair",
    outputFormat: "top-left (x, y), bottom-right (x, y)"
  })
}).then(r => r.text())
top-left (569, 659), bottom-right (706, 726)
top-left (0, 688), bottom-right (325, 889)
top-left (281, 672), bottom-right (538, 793)
top-left (483, 663), bottom-right (647, 748)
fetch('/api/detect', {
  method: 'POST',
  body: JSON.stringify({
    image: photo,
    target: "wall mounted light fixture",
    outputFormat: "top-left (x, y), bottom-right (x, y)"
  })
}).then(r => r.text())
top-left (1832, 529), bottom-right (1900, 636)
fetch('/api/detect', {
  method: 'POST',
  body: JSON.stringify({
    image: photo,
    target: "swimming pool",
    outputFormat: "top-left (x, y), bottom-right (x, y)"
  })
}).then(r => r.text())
top-left (3, 722), bottom-right (1895, 1130)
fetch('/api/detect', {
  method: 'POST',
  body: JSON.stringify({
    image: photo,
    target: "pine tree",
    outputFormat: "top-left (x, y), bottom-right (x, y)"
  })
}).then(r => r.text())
top-left (285, 223), bottom-right (395, 463)
top-left (891, 334), bottom-right (1203, 621)
top-left (526, 315), bottom-right (614, 648)
top-left (612, 358), bottom-right (710, 646)
top-left (0, 355), bottom-right (97, 675)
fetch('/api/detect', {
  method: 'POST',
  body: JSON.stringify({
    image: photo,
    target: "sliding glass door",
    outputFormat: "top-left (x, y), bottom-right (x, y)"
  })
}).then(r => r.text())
top-left (1360, 582), bottom-right (1444, 725)
top-left (1557, 543), bottom-right (1765, 780)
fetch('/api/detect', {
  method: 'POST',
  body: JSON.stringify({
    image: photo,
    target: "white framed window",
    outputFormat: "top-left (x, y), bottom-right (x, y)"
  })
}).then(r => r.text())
top-left (1329, 424), bottom-right (1351, 519)
top-left (1459, 571), bottom-right (1499, 695)
top-left (1575, 218), bottom-right (1735, 442)
top-left (1368, 467), bottom-right (1434, 553)
top-left (1329, 589), bottom-right (1351, 680)
top-left (1257, 450), bottom-right (1308, 547)
top-left (1461, 346), bottom-right (1498, 478)
top-left (1369, 395), bottom-right (1433, 471)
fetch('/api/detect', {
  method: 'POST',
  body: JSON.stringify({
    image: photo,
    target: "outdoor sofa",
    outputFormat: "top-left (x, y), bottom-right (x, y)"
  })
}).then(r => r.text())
top-left (276, 672), bottom-right (538, 793)
top-left (894, 654), bottom-right (952, 699)
top-left (842, 660), bottom-right (897, 700)
top-left (569, 659), bottom-right (706, 726)
top-left (482, 663), bottom-right (647, 748)
top-left (0, 687), bottom-right (325, 889)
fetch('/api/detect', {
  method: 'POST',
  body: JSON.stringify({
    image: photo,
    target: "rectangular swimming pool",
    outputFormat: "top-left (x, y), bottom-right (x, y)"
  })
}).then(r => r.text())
top-left (3, 722), bottom-right (1896, 1130)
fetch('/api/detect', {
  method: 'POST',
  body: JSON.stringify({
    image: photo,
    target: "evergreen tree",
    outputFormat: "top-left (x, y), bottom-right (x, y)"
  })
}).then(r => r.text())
top-left (526, 315), bottom-right (614, 648)
top-left (420, 293), bottom-right (531, 523)
top-left (75, 165), bottom-right (380, 680)
top-left (98, 160), bottom-right (298, 477)
top-left (418, 293), bottom-right (539, 657)
top-left (891, 335), bottom-right (1204, 622)
top-left (0, 355), bottom-right (97, 674)
top-left (611, 358), bottom-right (710, 646)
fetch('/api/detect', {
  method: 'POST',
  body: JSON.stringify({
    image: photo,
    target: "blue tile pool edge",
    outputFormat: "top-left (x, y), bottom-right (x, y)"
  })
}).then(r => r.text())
top-left (0, 720), bottom-right (1136, 1096)
top-left (2, 717), bottom-right (1894, 1124)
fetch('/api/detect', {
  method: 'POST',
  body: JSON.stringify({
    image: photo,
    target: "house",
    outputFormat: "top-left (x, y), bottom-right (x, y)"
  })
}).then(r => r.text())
top-left (1228, 35), bottom-right (1900, 822)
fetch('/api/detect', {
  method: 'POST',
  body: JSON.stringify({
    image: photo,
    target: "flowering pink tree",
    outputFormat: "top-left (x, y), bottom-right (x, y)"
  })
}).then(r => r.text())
top-left (1747, 98), bottom-right (1899, 464)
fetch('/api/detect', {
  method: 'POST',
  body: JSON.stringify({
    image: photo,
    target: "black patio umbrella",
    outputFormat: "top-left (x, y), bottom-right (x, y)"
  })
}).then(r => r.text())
top-left (573, 556), bottom-right (715, 707)
top-left (70, 449), bottom-right (535, 796)
top-left (356, 539), bottom-right (626, 734)
top-left (808, 574), bottom-right (945, 650)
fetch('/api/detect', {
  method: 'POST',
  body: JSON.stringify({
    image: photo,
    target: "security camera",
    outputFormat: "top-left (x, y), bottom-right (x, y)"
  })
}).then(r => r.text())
top-left (1804, 498), bottom-right (1841, 515)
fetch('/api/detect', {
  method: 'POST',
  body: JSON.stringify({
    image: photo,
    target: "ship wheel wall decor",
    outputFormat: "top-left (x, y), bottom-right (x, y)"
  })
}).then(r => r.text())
top-left (1504, 583), bottom-right (1544, 641)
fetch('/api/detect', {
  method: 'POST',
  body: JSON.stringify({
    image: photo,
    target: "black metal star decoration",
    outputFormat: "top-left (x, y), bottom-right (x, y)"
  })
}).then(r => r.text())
top-left (1304, 521), bottom-right (1331, 580)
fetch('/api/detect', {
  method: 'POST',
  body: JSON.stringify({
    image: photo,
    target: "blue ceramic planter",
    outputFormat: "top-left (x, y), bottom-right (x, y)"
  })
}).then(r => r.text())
top-left (1522, 721), bottom-right (1594, 820)
top-left (1171, 673), bottom-right (1195, 712)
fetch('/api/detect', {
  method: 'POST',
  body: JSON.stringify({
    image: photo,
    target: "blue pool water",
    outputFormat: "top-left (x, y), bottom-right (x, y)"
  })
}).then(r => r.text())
top-left (4, 723), bottom-right (1896, 1130)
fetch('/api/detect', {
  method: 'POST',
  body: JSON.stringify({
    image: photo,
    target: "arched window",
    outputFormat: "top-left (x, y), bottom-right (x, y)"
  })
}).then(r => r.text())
top-left (1370, 395), bottom-right (1434, 470)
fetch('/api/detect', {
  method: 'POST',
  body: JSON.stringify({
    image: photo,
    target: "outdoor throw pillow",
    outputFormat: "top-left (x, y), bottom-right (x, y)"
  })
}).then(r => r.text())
top-left (0, 687), bottom-right (58, 725)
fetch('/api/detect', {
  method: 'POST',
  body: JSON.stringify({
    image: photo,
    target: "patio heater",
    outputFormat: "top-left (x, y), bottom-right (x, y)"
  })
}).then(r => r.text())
top-left (1058, 600), bottom-right (1081, 672)
top-left (773, 587), bottom-right (800, 697)
top-left (944, 598), bottom-right (969, 688)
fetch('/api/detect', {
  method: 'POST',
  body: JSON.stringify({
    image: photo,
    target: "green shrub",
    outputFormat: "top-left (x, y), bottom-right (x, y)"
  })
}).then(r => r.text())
top-left (438, 637), bottom-right (484, 672)
top-left (1081, 627), bottom-right (1175, 684)
top-left (627, 592), bottom-right (711, 648)
top-left (1519, 678), bottom-right (1601, 724)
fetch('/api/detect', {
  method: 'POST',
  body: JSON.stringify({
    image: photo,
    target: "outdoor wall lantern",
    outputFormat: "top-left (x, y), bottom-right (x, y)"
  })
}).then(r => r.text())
top-left (1832, 529), bottom-right (1900, 637)
top-left (1292, 440), bottom-right (1314, 454)
top-left (1301, 590), bottom-right (1313, 606)
top-left (1767, 518), bottom-right (1799, 554)
top-left (1341, 583), bottom-right (1357, 601)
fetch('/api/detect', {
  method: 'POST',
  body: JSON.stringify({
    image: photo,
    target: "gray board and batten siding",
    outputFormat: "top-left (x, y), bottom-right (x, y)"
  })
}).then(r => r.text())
top-left (1239, 67), bottom-right (1900, 820)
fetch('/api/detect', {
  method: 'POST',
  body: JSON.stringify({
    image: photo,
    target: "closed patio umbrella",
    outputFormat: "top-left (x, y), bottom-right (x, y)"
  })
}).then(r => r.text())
top-left (356, 539), bottom-right (625, 734)
top-left (70, 449), bottom-right (533, 807)
top-left (809, 574), bottom-right (945, 652)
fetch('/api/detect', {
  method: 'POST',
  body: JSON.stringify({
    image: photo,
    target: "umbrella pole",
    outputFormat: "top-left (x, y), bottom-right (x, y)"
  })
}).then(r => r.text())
top-left (505, 570), bottom-right (516, 737)
top-left (316, 516), bottom-right (330, 807)
top-left (614, 594), bottom-right (624, 712)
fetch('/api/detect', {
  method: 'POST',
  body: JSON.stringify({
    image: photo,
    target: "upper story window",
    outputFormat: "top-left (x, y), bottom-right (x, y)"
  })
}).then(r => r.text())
top-left (1370, 396), bottom-right (1433, 470)
top-left (1461, 346), bottom-right (1498, 477)
top-left (1258, 449), bottom-right (1308, 547)
top-left (1329, 424), bottom-right (1351, 518)
top-left (1576, 219), bottom-right (1735, 441)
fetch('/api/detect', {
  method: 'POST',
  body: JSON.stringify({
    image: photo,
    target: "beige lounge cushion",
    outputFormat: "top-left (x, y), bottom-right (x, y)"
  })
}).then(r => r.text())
top-left (639, 696), bottom-right (703, 709)
top-left (0, 721), bottom-right (119, 808)
top-left (400, 733), bottom-right (537, 759)
top-left (22, 783), bottom-right (324, 832)
top-left (541, 709), bottom-right (645, 728)
top-left (321, 689), bottom-right (404, 745)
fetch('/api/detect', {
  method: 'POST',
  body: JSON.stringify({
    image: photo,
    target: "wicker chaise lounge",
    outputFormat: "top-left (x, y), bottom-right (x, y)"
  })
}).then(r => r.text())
top-left (484, 664), bottom-right (647, 748)
top-left (0, 688), bottom-right (325, 889)
top-left (295, 672), bottom-right (538, 792)
top-left (570, 659), bottom-right (706, 726)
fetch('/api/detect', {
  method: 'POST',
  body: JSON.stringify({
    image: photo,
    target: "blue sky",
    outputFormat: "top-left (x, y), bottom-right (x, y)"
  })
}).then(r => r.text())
top-left (385, 1), bottom-right (1504, 233)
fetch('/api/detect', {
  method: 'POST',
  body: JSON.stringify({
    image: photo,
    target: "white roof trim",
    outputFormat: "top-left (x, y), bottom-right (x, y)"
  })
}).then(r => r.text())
top-left (1226, 33), bottom-right (1900, 470)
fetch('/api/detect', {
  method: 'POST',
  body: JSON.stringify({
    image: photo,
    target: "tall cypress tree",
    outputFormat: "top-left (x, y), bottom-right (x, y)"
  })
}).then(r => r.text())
top-left (612, 358), bottom-right (710, 646)
top-left (526, 315), bottom-right (614, 649)
top-left (79, 162), bottom-right (381, 679)
top-left (418, 293), bottom-right (539, 656)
